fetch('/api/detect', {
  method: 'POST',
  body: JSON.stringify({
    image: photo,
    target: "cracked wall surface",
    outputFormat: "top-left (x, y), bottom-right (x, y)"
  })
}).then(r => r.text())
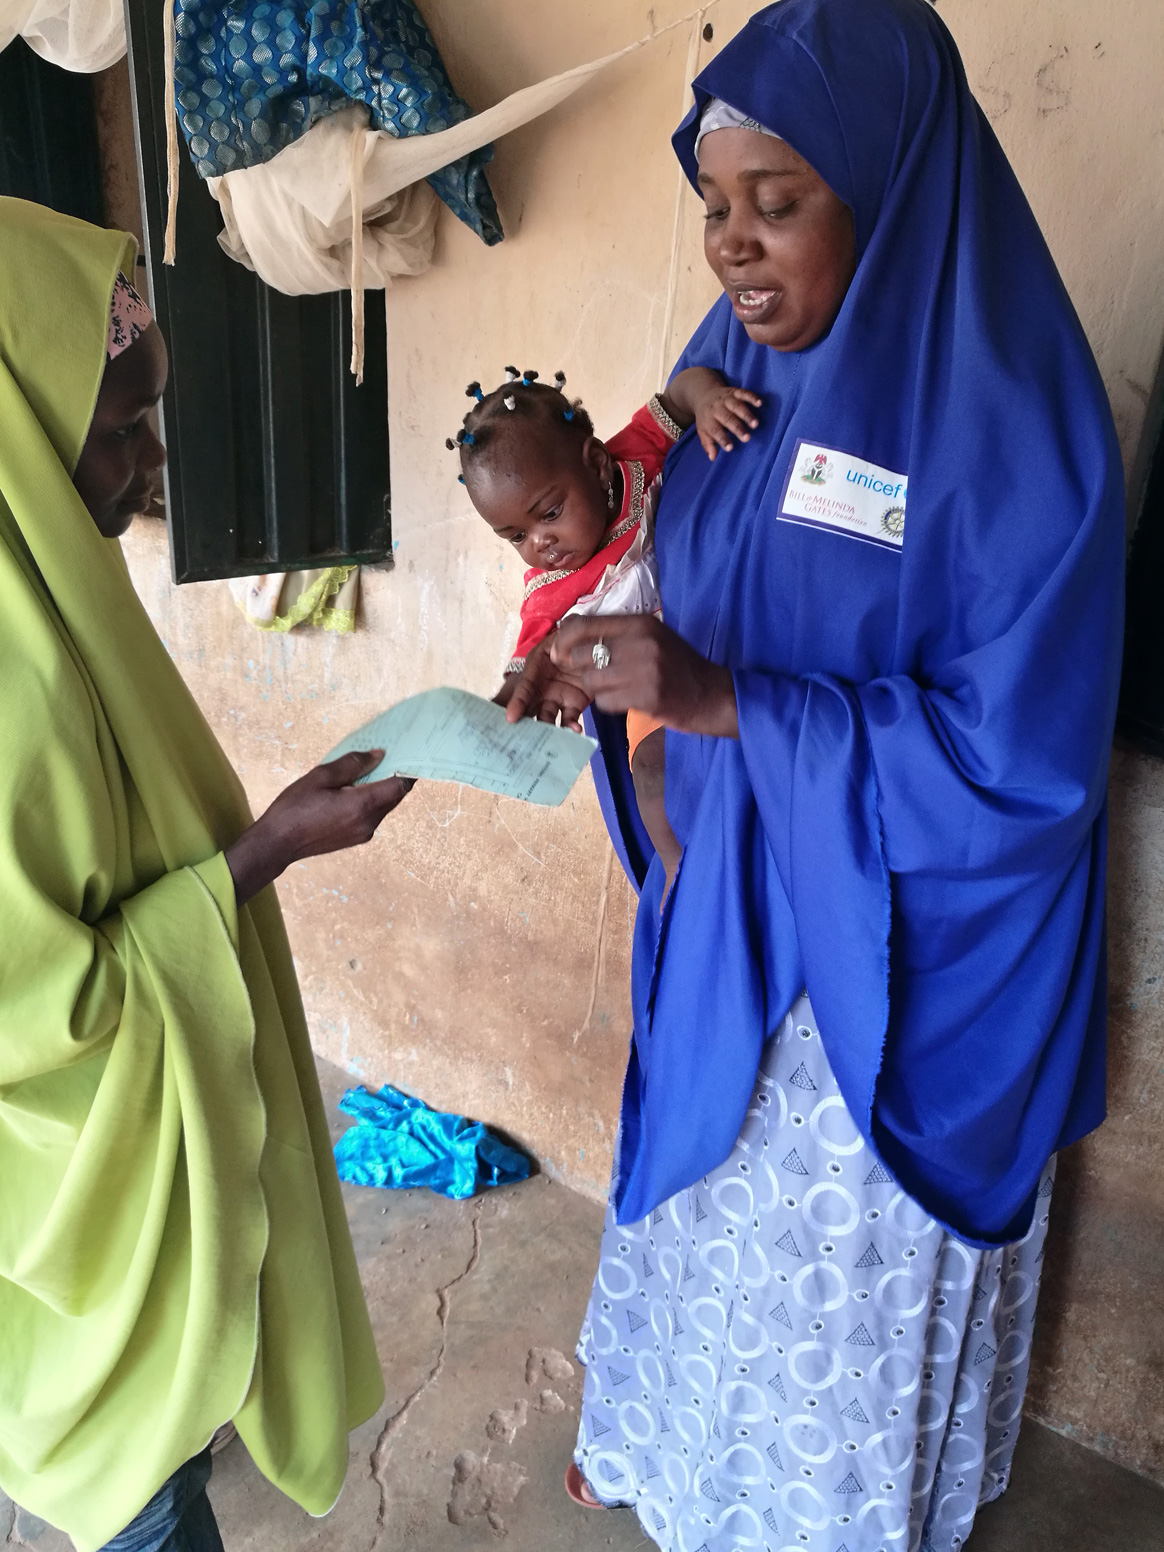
top-left (944, 0), bottom-right (1164, 474)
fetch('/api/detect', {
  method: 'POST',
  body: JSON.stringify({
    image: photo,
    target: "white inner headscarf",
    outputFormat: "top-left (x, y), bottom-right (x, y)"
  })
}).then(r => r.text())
top-left (694, 97), bottom-right (783, 160)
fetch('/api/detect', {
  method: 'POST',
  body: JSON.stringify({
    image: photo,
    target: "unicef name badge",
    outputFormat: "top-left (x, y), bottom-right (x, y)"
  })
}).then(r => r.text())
top-left (778, 439), bottom-right (907, 552)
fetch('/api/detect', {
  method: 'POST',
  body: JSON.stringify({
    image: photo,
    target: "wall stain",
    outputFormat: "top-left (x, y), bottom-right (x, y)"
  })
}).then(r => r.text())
top-left (1036, 45), bottom-right (1071, 116)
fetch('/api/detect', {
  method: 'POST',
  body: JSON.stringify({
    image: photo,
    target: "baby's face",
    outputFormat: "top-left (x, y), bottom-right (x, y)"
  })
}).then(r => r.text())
top-left (467, 434), bottom-right (613, 573)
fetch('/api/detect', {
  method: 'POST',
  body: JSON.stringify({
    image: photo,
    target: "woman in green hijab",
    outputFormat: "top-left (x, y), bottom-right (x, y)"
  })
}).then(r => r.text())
top-left (0, 198), bottom-right (410, 1550)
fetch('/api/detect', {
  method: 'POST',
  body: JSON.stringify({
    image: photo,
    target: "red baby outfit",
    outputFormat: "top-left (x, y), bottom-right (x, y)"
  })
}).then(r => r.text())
top-left (505, 396), bottom-right (682, 675)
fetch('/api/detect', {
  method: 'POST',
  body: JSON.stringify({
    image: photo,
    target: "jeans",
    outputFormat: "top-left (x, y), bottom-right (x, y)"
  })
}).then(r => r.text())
top-left (98, 1449), bottom-right (223, 1552)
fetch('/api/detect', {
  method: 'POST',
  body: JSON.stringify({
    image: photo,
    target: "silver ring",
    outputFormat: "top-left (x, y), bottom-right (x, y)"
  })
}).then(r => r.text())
top-left (592, 640), bottom-right (611, 671)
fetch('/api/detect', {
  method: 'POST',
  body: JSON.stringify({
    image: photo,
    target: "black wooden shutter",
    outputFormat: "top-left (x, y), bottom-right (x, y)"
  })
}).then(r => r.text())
top-left (1118, 351), bottom-right (1164, 756)
top-left (124, 0), bottom-right (390, 583)
top-left (0, 38), bottom-right (105, 223)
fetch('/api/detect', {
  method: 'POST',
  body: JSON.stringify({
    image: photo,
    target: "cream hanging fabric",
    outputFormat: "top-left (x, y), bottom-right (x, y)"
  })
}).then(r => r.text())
top-left (212, 109), bottom-right (441, 296)
top-left (204, 19), bottom-right (706, 299)
top-left (0, 0), bottom-right (124, 70)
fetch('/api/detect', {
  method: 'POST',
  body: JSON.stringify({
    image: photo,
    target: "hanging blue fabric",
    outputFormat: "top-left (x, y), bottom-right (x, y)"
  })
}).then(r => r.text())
top-left (171, 0), bottom-right (502, 243)
top-left (594, 0), bottom-right (1124, 1247)
top-left (334, 1084), bottom-right (531, 1197)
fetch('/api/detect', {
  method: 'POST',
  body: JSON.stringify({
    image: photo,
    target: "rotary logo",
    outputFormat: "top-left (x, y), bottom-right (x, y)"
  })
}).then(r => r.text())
top-left (800, 450), bottom-right (833, 485)
top-left (880, 504), bottom-right (905, 539)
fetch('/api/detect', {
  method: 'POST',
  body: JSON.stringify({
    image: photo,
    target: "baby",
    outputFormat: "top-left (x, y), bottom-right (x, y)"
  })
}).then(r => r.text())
top-left (449, 365), bottom-right (760, 888)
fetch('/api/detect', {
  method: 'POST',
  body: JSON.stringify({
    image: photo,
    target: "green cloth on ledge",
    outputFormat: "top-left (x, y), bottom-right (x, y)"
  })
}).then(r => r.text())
top-left (228, 564), bottom-right (360, 633)
top-left (0, 198), bottom-right (383, 1551)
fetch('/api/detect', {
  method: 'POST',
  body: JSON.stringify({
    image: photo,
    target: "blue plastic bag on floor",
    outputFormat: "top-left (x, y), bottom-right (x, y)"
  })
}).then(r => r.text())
top-left (334, 1084), bottom-right (530, 1198)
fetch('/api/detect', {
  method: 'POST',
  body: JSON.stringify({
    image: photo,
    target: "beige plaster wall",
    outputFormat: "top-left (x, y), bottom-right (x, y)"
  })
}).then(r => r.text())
top-left (105, 0), bottom-right (1164, 1479)
top-left (939, 0), bottom-right (1164, 1484)
top-left (944, 0), bottom-right (1164, 476)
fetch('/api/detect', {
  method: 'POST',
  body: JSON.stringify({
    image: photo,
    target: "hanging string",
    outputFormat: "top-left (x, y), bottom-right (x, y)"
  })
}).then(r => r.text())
top-left (349, 116), bottom-right (367, 383)
top-left (163, 0), bottom-right (180, 265)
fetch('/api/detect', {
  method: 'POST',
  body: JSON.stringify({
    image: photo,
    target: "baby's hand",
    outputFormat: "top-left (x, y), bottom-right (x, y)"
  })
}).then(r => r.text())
top-left (695, 385), bottom-right (762, 461)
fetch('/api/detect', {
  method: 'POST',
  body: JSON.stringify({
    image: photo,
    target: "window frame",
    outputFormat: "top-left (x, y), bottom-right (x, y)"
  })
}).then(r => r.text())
top-left (122, 0), bottom-right (392, 584)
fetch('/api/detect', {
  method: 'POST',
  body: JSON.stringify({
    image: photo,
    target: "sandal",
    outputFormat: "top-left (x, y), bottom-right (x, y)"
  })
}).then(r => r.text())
top-left (564, 1461), bottom-right (606, 1509)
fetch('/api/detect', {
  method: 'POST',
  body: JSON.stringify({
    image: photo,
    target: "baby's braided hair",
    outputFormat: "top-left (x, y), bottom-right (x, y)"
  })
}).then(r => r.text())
top-left (445, 369), bottom-right (594, 482)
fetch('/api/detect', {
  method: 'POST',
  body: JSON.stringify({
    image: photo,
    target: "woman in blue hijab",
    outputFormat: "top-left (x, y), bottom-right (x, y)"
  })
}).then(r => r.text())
top-left (511, 0), bottom-right (1124, 1546)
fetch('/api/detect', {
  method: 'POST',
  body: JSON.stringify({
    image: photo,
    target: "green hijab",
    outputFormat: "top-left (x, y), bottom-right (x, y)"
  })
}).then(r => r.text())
top-left (0, 198), bottom-right (382, 1549)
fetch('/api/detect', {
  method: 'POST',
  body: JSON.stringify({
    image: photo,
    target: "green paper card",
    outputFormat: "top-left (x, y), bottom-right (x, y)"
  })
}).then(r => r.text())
top-left (325, 687), bottom-right (597, 807)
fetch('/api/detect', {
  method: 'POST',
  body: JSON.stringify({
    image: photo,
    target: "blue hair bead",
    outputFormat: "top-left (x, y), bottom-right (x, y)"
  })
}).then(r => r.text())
top-left (563, 408), bottom-right (574, 421)
top-left (463, 431), bottom-right (476, 446)
top-left (457, 474), bottom-right (465, 484)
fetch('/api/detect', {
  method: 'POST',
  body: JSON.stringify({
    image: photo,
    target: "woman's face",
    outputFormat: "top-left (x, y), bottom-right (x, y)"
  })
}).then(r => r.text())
top-left (73, 323), bottom-right (168, 538)
top-left (698, 128), bottom-right (856, 352)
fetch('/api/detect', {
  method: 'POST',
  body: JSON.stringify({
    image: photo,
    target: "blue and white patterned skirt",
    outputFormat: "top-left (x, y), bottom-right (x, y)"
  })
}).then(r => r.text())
top-left (575, 994), bottom-right (1052, 1552)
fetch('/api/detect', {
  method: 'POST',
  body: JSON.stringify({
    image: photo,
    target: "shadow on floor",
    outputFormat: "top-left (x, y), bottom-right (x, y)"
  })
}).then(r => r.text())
top-left (968, 1419), bottom-right (1164, 1551)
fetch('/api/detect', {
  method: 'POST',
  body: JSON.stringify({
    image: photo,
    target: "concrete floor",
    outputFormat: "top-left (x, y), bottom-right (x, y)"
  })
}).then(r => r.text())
top-left (5, 1057), bottom-right (1163, 1551)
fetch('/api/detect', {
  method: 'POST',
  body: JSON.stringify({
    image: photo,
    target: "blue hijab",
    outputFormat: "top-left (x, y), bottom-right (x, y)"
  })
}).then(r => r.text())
top-left (605, 0), bottom-right (1124, 1245)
